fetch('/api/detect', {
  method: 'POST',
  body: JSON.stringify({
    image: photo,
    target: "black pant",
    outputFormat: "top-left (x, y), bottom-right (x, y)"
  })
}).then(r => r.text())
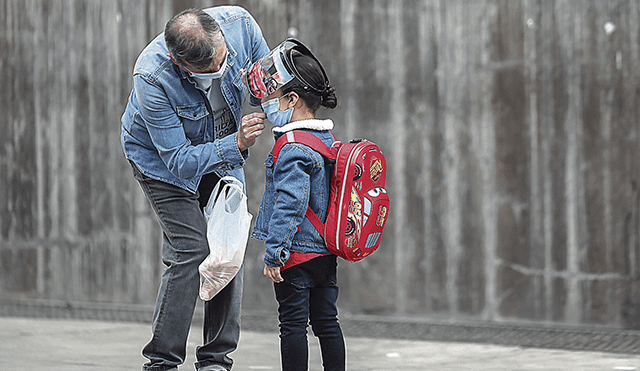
top-left (274, 255), bottom-right (346, 371)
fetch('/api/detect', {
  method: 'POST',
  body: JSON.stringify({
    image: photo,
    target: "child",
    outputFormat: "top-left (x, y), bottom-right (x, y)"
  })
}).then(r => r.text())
top-left (247, 39), bottom-right (346, 371)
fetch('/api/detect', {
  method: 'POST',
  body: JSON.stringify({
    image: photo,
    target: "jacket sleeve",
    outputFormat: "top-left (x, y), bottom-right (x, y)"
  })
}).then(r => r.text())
top-left (263, 144), bottom-right (313, 267)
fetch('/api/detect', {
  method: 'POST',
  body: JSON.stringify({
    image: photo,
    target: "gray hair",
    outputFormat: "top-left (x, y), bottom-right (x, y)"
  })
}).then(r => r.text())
top-left (164, 8), bottom-right (223, 70)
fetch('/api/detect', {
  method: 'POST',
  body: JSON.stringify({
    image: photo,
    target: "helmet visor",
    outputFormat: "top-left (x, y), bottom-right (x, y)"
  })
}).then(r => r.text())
top-left (245, 40), bottom-right (297, 99)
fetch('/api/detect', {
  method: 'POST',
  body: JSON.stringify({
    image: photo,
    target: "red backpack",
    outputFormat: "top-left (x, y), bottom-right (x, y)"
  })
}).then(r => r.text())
top-left (272, 131), bottom-right (390, 262)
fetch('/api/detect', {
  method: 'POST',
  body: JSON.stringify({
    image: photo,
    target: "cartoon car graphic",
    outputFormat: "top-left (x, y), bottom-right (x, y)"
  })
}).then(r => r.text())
top-left (362, 188), bottom-right (388, 249)
top-left (345, 187), bottom-right (388, 249)
top-left (363, 188), bottom-right (387, 228)
top-left (345, 187), bottom-right (362, 247)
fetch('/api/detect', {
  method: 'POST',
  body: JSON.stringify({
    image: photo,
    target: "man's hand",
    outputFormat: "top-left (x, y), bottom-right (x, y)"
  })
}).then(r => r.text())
top-left (237, 112), bottom-right (266, 151)
top-left (263, 264), bottom-right (284, 283)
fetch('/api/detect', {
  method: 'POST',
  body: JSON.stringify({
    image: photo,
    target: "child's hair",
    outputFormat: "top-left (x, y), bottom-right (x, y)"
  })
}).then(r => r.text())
top-left (283, 51), bottom-right (337, 112)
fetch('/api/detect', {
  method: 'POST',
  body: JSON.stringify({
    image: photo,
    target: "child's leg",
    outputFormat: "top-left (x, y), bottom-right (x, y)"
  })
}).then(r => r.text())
top-left (309, 257), bottom-right (345, 371)
top-left (274, 280), bottom-right (311, 371)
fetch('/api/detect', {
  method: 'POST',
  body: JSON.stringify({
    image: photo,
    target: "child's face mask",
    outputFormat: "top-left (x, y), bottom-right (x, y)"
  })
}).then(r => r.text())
top-left (261, 95), bottom-right (293, 127)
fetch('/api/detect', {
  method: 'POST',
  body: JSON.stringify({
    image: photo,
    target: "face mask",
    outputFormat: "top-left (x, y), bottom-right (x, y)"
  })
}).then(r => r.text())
top-left (189, 53), bottom-right (229, 88)
top-left (261, 96), bottom-right (293, 127)
top-left (190, 74), bottom-right (214, 90)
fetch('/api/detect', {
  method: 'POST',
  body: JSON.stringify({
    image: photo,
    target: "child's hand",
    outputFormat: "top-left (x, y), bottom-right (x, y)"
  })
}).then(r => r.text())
top-left (264, 264), bottom-right (284, 283)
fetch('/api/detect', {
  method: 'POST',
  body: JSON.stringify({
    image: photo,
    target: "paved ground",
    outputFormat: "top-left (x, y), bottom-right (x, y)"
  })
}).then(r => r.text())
top-left (2, 316), bottom-right (640, 370)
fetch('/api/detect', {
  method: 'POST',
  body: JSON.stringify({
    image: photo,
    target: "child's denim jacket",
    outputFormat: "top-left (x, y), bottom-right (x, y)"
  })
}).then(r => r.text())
top-left (251, 119), bottom-right (336, 267)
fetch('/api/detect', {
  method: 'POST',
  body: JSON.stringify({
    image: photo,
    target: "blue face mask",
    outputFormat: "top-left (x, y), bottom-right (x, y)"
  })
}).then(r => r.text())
top-left (261, 95), bottom-right (293, 127)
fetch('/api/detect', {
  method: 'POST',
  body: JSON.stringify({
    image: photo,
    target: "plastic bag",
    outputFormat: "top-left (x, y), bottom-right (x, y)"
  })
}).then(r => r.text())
top-left (198, 176), bottom-right (252, 301)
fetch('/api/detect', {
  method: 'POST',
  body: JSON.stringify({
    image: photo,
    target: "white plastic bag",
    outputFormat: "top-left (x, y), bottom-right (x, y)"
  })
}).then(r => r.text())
top-left (198, 176), bottom-right (252, 301)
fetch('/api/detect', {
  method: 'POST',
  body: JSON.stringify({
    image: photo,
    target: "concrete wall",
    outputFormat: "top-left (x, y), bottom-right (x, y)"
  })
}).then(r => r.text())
top-left (1, 0), bottom-right (639, 329)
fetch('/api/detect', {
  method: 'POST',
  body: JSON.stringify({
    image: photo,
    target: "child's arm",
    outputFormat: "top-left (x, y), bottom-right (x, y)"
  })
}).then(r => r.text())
top-left (263, 144), bottom-right (313, 268)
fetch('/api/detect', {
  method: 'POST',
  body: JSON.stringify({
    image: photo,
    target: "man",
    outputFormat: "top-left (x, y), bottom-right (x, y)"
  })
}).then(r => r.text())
top-left (120, 6), bottom-right (269, 371)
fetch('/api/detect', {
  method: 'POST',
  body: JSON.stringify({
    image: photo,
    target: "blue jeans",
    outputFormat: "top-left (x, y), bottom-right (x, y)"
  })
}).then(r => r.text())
top-left (274, 255), bottom-right (345, 371)
top-left (131, 164), bottom-right (242, 371)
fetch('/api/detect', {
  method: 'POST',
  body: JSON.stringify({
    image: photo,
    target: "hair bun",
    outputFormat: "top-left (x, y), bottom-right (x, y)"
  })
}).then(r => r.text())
top-left (320, 86), bottom-right (337, 109)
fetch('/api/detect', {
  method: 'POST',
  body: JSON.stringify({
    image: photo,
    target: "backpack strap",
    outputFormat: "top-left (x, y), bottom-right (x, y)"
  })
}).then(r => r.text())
top-left (305, 207), bottom-right (325, 239)
top-left (271, 130), bottom-right (338, 239)
top-left (272, 130), bottom-right (338, 164)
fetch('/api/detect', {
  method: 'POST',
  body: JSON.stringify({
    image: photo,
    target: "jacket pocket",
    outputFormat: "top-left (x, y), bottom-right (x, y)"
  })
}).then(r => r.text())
top-left (177, 104), bottom-right (209, 140)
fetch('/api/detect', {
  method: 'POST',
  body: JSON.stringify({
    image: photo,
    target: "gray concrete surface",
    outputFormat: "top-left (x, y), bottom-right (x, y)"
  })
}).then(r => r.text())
top-left (2, 316), bottom-right (640, 370)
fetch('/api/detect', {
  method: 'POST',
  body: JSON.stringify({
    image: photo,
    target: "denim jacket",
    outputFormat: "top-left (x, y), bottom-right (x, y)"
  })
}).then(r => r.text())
top-left (120, 6), bottom-right (269, 193)
top-left (252, 119), bottom-right (336, 267)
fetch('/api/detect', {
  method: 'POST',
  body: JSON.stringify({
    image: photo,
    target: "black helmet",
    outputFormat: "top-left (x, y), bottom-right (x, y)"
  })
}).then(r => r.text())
top-left (244, 38), bottom-right (330, 99)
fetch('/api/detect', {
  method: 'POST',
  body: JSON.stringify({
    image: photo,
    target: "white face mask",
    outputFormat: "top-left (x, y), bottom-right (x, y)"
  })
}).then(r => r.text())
top-left (190, 74), bottom-right (214, 90)
top-left (189, 53), bottom-right (229, 89)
